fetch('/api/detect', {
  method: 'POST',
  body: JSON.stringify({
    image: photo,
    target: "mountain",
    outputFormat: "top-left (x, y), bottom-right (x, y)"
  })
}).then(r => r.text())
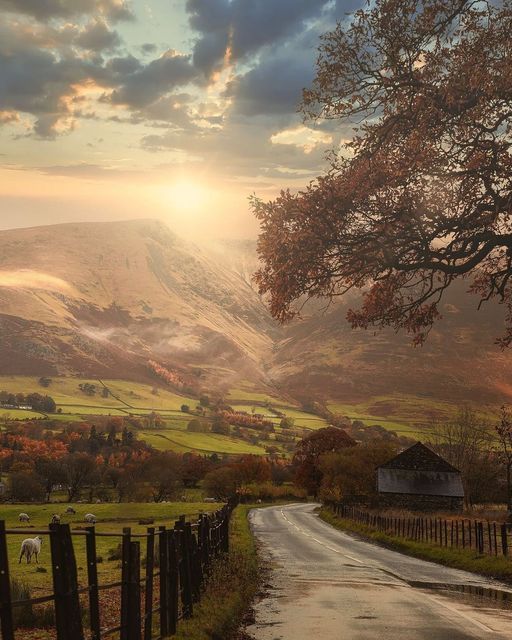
top-left (0, 220), bottom-right (277, 390)
top-left (0, 219), bottom-right (511, 410)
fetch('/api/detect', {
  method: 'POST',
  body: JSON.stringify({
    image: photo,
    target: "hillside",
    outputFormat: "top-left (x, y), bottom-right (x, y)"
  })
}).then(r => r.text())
top-left (0, 219), bottom-right (277, 390)
top-left (0, 219), bottom-right (511, 426)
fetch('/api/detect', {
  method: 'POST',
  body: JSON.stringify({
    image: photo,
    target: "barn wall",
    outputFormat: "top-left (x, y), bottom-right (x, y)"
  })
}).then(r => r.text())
top-left (378, 493), bottom-right (464, 512)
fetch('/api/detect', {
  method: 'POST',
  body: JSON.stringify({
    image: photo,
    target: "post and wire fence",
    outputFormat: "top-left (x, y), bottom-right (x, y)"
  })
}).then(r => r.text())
top-left (328, 503), bottom-right (512, 557)
top-left (0, 501), bottom-right (234, 640)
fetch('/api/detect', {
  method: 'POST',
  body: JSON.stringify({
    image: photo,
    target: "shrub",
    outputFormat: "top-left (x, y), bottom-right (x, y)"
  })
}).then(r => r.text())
top-left (11, 579), bottom-right (55, 629)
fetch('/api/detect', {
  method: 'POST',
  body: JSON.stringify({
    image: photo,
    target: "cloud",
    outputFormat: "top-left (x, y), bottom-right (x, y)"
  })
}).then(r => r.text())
top-left (0, 14), bottom-right (198, 138)
top-left (0, 0), bottom-right (134, 22)
top-left (141, 114), bottom-right (333, 179)
top-left (271, 125), bottom-right (332, 154)
top-left (186, 0), bottom-right (328, 76)
top-left (105, 51), bottom-right (197, 109)
top-left (75, 19), bottom-right (121, 51)
top-left (226, 45), bottom-right (316, 116)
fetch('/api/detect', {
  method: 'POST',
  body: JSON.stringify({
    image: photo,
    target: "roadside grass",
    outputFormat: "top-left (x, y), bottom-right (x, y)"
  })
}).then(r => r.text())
top-left (319, 508), bottom-right (512, 582)
top-left (174, 503), bottom-right (260, 640)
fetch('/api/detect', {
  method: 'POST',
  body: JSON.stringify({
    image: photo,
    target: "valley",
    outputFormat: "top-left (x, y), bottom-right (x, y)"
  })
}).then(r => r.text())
top-left (0, 218), bottom-right (509, 457)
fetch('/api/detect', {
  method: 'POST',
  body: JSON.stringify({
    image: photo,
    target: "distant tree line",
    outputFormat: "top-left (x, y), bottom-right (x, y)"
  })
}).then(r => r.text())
top-left (0, 391), bottom-right (56, 413)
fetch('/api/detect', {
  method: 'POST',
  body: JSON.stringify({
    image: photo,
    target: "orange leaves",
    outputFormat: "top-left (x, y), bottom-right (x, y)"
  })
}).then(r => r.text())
top-left (253, 0), bottom-right (512, 346)
top-left (147, 360), bottom-right (185, 390)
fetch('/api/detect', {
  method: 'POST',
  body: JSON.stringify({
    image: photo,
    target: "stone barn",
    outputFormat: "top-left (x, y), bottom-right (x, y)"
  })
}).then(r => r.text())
top-left (377, 442), bottom-right (464, 512)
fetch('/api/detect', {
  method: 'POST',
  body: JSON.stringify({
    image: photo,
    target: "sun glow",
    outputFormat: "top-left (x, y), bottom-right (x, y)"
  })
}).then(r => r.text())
top-left (166, 180), bottom-right (209, 212)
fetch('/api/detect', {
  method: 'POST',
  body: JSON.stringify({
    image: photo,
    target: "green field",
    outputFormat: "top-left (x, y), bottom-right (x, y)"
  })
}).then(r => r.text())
top-left (0, 376), bottom-right (330, 456)
top-left (327, 393), bottom-right (499, 437)
top-left (4, 502), bottom-right (219, 592)
top-left (140, 429), bottom-right (267, 455)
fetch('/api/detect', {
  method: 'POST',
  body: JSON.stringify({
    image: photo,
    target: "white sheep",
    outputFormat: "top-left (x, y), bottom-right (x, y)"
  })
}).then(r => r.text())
top-left (84, 513), bottom-right (97, 524)
top-left (19, 536), bottom-right (42, 564)
top-left (65, 507), bottom-right (76, 515)
top-left (18, 513), bottom-right (30, 523)
top-left (51, 514), bottom-right (61, 524)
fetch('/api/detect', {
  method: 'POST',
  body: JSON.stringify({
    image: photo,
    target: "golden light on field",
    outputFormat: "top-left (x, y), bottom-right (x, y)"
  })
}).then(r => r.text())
top-left (166, 180), bottom-right (209, 212)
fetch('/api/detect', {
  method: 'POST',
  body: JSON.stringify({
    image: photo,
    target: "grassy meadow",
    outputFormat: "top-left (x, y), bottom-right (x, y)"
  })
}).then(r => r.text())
top-left (327, 393), bottom-right (499, 438)
top-left (0, 375), bottom-right (329, 457)
top-left (1, 375), bottom-right (494, 455)
top-left (4, 502), bottom-right (219, 593)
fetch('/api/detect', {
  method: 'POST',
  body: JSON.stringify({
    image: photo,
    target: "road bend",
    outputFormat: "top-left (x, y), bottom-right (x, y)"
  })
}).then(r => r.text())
top-left (245, 503), bottom-right (512, 640)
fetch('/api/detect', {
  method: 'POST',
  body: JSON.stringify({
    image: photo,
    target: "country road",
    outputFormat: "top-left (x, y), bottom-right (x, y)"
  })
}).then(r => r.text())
top-left (245, 503), bottom-right (512, 639)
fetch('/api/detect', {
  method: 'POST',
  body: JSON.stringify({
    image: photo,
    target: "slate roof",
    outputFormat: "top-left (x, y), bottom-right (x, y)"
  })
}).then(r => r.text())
top-left (377, 442), bottom-right (464, 498)
top-left (378, 442), bottom-right (460, 473)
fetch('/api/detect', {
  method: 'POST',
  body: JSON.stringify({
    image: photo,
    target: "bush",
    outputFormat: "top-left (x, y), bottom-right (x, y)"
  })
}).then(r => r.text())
top-left (11, 579), bottom-right (55, 629)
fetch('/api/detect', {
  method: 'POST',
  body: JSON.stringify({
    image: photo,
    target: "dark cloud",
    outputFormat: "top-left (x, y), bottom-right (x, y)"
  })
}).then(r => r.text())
top-left (226, 46), bottom-right (315, 116)
top-left (0, 14), bottom-right (197, 138)
top-left (0, 25), bottom-right (95, 137)
top-left (106, 51), bottom-right (197, 109)
top-left (141, 43), bottom-right (158, 54)
top-left (186, 0), bottom-right (329, 76)
top-left (75, 19), bottom-right (121, 51)
top-left (0, 0), bottom-right (134, 22)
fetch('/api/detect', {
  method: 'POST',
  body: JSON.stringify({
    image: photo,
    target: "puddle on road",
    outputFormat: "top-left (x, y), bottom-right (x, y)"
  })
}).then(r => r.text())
top-left (409, 581), bottom-right (512, 611)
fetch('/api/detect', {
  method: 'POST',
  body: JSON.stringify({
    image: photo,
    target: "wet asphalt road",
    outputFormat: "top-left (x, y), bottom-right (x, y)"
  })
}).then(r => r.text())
top-left (245, 503), bottom-right (512, 640)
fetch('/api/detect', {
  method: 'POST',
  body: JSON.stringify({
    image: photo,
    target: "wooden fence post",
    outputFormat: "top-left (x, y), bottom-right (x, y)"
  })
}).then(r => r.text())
top-left (85, 526), bottom-right (101, 640)
top-left (0, 521), bottom-right (14, 640)
top-left (127, 541), bottom-right (141, 640)
top-left (158, 527), bottom-right (169, 638)
top-left (167, 531), bottom-right (179, 636)
top-left (478, 522), bottom-right (484, 554)
top-left (120, 527), bottom-right (131, 640)
top-left (49, 523), bottom-right (85, 640)
top-left (178, 523), bottom-right (193, 618)
top-left (501, 524), bottom-right (508, 556)
top-left (144, 528), bottom-right (155, 640)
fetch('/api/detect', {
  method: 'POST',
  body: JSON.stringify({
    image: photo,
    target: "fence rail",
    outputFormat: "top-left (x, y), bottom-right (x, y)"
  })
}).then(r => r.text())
top-left (328, 503), bottom-right (512, 557)
top-left (0, 502), bottom-right (234, 640)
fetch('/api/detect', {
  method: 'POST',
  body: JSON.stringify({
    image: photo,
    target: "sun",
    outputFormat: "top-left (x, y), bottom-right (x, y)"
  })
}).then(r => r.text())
top-left (166, 180), bottom-right (208, 212)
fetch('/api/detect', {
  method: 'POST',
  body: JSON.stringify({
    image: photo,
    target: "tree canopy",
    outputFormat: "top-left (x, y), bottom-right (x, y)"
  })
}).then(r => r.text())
top-left (254, 0), bottom-right (512, 345)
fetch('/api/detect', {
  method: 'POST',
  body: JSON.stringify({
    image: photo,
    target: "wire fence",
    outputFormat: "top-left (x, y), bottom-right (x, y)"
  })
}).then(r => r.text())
top-left (328, 502), bottom-right (512, 557)
top-left (0, 501), bottom-right (234, 640)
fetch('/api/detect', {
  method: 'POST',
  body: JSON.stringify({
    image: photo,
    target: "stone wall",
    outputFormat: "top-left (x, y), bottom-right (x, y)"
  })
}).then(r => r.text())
top-left (378, 492), bottom-right (464, 512)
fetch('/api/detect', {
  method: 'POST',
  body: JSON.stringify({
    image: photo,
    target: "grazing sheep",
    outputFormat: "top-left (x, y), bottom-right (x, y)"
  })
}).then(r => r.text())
top-left (18, 513), bottom-right (30, 523)
top-left (204, 498), bottom-right (217, 503)
top-left (65, 507), bottom-right (76, 515)
top-left (51, 514), bottom-right (61, 524)
top-left (19, 536), bottom-right (42, 564)
top-left (84, 513), bottom-right (97, 524)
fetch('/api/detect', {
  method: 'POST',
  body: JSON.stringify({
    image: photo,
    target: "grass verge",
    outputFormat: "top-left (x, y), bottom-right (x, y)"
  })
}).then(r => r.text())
top-left (319, 508), bottom-right (512, 583)
top-left (174, 504), bottom-right (259, 640)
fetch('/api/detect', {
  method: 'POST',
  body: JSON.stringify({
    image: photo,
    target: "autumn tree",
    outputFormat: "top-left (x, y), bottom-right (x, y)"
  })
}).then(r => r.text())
top-left (293, 427), bottom-right (355, 496)
top-left (203, 467), bottom-right (239, 500)
top-left (254, 0), bottom-right (512, 346)
top-left (63, 453), bottom-right (96, 502)
top-left (428, 406), bottom-right (497, 506)
top-left (319, 441), bottom-right (399, 501)
top-left (495, 405), bottom-right (512, 518)
top-left (144, 452), bottom-right (182, 503)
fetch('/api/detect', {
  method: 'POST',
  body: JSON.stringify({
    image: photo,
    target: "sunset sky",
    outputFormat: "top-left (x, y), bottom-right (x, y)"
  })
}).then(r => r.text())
top-left (0, 0), bottom-right (359, 239)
